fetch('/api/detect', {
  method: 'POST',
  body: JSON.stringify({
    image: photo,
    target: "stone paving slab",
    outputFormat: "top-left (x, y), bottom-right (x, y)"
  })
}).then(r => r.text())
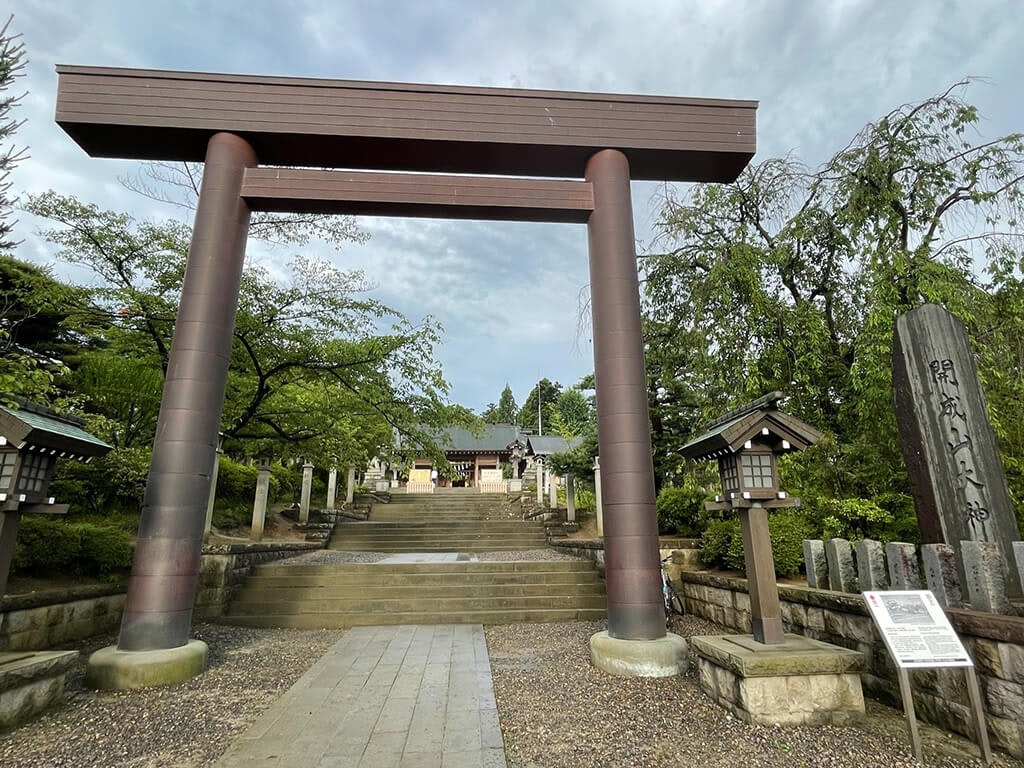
top-left (213, 625), bottom-right (507, 768)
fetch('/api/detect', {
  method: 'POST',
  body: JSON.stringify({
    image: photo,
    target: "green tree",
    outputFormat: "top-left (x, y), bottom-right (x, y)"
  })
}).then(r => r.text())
top-left (645, 80), bottom-right (1024, 502)
top-left (519, 378), bottom-right (561, 434)
top-left (25, 192), bottom-right (472, 464)
top-left (548, 387), bottom-right (594, 440)
top-left (496, 383), bottom-right (517, 423)
top-left (0, 15), bottom-right (27, 252)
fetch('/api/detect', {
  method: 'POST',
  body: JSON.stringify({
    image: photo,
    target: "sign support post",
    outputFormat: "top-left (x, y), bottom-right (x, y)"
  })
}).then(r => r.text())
top-left (863, 590), bottom-right (992, 766)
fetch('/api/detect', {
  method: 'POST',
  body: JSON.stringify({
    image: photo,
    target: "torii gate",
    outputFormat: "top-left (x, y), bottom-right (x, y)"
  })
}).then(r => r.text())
top-left (54, 66), bottom-right (756, 687)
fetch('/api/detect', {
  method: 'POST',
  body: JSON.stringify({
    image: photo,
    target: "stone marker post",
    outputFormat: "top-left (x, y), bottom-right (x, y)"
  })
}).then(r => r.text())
top-left (855, 539), bottom-right (888, 590)
top-left (593, 457), bottom-right (603, 537)
top-left (961, 540), bottom-right (1011, 614)
top-left (921, 543), bottom-right (962, 608)
top-left (346, 465), bottom-right (356, 505)
top-left (893, 303), bottom-right (1023, 598)
top-left (536, 460), bottom-right (544, 506)
top-left (250, 461), bottom-right (271, 543)
top-left (326, 468), bottom-right (338, 511)
top-left (886, 542), bottom-right (921, 590)
top-left (549, 471), bottom-right (558, 510)
top-left (803, 539), bottom-right (828, 589)
top-left (299, 462), bottom-right (314, 524)
top-left (566, 474), bottom-right (576, 523)
top-left (826, 539), bottom-right (856, 593)
top-left (1015, 542), bottom-right (1024, 596)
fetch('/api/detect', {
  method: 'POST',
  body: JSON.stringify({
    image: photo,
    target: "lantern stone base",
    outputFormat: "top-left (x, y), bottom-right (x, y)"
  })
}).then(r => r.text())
top-left (690, 634), bottom-right (866, 726)
top-left (590, 631), bottom-right (688, 677)
top-left (0, 650), bottom-right (78, 729)
top-left (85, 639), bottom-right (208, 690)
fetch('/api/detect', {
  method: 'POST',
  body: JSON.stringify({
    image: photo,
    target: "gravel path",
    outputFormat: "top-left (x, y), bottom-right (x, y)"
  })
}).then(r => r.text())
top-left (2, 617), bottom-right (1020, 767)
top-left (486, 616), bottom-right (1023, 768)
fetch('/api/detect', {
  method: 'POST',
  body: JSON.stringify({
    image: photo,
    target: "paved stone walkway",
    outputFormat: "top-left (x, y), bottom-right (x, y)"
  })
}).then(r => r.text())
top-left (213, 624), bottom-right (507, 768)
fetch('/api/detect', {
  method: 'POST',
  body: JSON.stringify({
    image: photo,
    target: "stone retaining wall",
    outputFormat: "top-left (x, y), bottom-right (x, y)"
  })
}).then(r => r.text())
top-left (0, 542), bottom-right (321, 650)
top-left (680, 570), bottom-right (1024, 759)
top-left (193, 542), bottom-right (321, 619)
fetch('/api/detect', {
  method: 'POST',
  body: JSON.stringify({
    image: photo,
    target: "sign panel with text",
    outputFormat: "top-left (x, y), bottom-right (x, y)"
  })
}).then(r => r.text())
top-left (862, 590), bottom-right (971, 668)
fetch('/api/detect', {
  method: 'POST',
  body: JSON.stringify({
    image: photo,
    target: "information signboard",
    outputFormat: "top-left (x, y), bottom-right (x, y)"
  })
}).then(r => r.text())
top-left (862, 590), bottom-right (992, 765)
top-left (862, 590), bottom-right (971, 668)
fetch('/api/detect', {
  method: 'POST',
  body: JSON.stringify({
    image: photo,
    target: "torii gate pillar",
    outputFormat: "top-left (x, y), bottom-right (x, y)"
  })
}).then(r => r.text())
top-left (586, 149), bottom-right (686, 675)
top-left (86, 132), bottom-right (256, 689)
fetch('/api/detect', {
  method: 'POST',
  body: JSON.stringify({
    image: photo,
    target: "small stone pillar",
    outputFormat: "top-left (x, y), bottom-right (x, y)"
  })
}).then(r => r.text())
top-left (299, 462), bottom-right (314, 524)
top-left (251, 460), bottom-right (271, 543)
top-left (921, 543), bottom-right (963, 608)
top-left (803, 539), bottom-right (828, 589)
top-left (593, 457), bottom-right (603, 537)
top-left (346, 465), bottom-right (356, 505)
top-left (203, 435), bottom-right (225, 539)
top-left (326, 468), bottom-right (338, 511)
top-left (536, 461), bottom-right (544, 506)
top-left (566, 474), bottom-right (576, 523)
top-left (886, 542), bottom-right (921, 589)
top-left (549, 471), bottom-right (558, 509)
top-left (960, 540), bottom-right (1011, 613)
top-left (855, 539), bottom-right (888, 590)
top-left (825, 539), bottom-right (856, 593)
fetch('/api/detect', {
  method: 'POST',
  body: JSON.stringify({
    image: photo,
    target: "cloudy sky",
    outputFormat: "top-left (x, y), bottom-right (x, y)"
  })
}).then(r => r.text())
top-left (6, 0), bottom-right (1023, 414)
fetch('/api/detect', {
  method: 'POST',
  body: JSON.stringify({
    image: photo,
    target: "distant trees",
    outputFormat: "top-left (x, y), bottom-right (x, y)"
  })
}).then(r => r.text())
top-left (519, 378), bottom-right (561, 434)
top-left (480, 383), bottom-right (518, 424)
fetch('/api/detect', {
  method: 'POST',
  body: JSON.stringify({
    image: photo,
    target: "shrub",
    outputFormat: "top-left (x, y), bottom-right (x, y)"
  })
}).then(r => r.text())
top-left (77, 524), bottom-right (134, 575)
top-left (803, 496), bottom-right (894, 542)
top-left (212, 501), bottom-right (252, 530)
top-left (12, 516), bottom-right (133, 577)
top-left (216, 457), bottom-right (259, 501)
top-left (48, 446), bottom-right (151, 516)
top-left (700, 519), bottom-right (743, 570)
top-left (656, 485), bottom-right (707, 536)
top-left (698, 510), bottom-right (813, 577)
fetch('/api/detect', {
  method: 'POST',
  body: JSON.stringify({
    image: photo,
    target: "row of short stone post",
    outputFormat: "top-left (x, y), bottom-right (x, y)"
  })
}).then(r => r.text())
top-left (803, 537), bottom-right (1024, 614)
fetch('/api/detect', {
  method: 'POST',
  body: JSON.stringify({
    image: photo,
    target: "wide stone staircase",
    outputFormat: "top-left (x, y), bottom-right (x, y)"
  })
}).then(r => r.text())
top-left (222, 488), bottom-right (606, 627)
top-left (328, 491), bottom-right (547, 552)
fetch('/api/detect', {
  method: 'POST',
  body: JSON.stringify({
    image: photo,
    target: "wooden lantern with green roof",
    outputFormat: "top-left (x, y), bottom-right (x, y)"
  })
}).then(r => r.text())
top-left (0, 400), bottom-right (112, 597)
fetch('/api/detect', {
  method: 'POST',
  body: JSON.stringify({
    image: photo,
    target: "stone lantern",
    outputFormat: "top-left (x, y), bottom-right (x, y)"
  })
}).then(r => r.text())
top-left (680, 391), bottom-right (822, 643)
top-left (0, 400), bottom-right (112, 598)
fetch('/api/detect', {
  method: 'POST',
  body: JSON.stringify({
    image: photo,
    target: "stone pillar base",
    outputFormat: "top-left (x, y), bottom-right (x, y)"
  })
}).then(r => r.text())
top-left (85, 640), bottom-right (208, 690)
top-left (590, 631), bottom-right (687, 677)
top-left (690, 634), bottom-right (866, 726)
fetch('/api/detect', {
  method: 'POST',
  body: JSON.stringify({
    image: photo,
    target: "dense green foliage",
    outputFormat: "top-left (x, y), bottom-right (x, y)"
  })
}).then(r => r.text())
top-left (655, 485), bottom-right (708, 536)
top-left (647, 80), bottom-right (1024, 544)
top-left (699, 511), bottom-right (813, 578)
top-left (13, 516), bottom-right (133, 578)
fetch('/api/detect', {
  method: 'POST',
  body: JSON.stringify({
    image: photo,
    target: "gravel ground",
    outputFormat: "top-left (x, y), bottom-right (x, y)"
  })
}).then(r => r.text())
top-left (0, 624), bottom-right (344, 768)
top-left (2, 612), bottom-right (1020, 767)
top-left (486, 616), bottom-right (1024, 768)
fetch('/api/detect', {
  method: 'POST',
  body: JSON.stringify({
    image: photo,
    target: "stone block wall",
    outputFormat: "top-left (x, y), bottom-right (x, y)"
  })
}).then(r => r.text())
top-left (0, 542), bottom-right (321, 649)
top-left (0, 584), bottom-right (126, 652)
top-left (193, 542), bottom-right (321, 619)
top-left (679, 570), bottom-right (1024, 759)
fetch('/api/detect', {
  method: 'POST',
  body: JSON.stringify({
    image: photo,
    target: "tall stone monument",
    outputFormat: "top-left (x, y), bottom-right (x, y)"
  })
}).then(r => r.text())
top-left (893, 303), bottom-right (1023, 598)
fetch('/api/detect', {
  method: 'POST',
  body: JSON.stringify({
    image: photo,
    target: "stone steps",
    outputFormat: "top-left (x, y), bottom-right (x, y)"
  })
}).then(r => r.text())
top-left (221, 607), bottom-right (606, 629)
top-left (223, 560), bottom-right (606, 628)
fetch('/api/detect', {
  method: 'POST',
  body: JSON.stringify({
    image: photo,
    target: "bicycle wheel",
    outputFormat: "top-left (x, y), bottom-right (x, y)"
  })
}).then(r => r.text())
top-left (666, 583), bottom-right (684, 617)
